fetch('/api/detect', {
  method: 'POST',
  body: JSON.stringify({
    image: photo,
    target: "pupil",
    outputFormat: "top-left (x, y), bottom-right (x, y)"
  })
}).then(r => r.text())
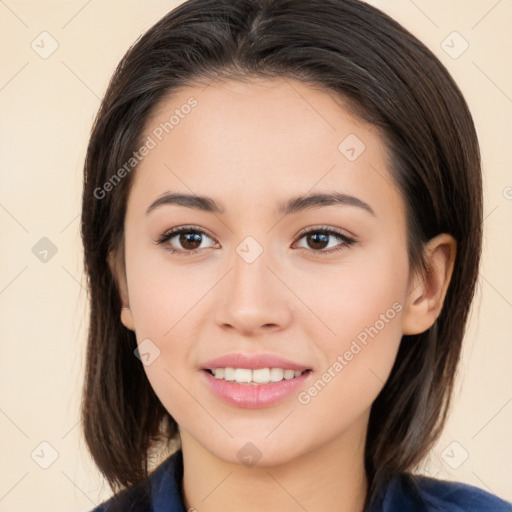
top-left (309, 233), bottom-right (328, 250)
top-left (180, 232), bottom-right (201, 250)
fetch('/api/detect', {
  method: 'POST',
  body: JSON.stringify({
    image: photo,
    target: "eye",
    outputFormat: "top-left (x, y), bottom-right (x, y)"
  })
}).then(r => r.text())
top-left (293, 226), bottom-right (356, 255)
top-left (154, 224), bottom-right (356, 256)
top-left (154, 225), bottom-right (217, 255)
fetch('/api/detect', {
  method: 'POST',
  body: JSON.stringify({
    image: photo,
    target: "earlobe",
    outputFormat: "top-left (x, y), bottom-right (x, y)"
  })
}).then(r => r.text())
top-left (120, 306), bottom-right (135, 331)
top-left (401, 233), bottom-right (457, 335)
top-left (107, 249), bottom-right (129, 303)
top-left (107, 249), bottom-right (135, 331)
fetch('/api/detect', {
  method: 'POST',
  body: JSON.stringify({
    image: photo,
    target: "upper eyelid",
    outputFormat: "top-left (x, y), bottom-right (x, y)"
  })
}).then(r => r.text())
top-left (164, 225), bottom-right (217, 241)
top-left (296, 225), bottom-right (355, 239)
top-left (160, 224), bottom-right (355, 246)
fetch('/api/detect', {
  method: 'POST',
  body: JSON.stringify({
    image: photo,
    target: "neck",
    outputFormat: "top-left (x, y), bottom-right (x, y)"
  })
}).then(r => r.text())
top-left (179, 414), bottom-right (369, 512)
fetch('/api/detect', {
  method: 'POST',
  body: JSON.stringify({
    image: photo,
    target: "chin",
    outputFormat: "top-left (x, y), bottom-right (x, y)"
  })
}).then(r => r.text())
top-left (190, 428), bottom-right (315, 469)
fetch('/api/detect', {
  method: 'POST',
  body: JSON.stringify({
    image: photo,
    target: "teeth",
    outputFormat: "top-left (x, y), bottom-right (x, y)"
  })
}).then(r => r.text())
top-left (211, 367), bottom-right (305, 384)
top-left (234, 368), bottom-right (251, 383)
top-left (270, 368), bottom-right (284, 382)
top-left (224, 367), bottom-right (235, 381)
top-left (253, 368), bottom-right (270, 384)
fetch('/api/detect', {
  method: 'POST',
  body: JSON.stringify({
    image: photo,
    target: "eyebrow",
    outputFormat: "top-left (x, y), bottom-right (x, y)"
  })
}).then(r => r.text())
top-left (145, 191), bottom-right (375, 217)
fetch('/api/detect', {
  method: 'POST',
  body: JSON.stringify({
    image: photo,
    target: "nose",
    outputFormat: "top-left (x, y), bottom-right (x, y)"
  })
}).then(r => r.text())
top-left (213, 247), bottom-right (292, 336)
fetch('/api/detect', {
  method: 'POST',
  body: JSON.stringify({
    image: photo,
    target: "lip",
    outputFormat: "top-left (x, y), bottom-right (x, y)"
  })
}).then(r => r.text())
top-left (200, 352), bottom-right (313, 409)
top-left (201, 368), bottom-right (313, 408)
top-left (201, 353), bottom-right (310, 372)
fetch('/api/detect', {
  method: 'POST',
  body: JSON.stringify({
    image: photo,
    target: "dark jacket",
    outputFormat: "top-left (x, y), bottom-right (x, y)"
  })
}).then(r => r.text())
top-left (90, 450), bottom-right (511, 511)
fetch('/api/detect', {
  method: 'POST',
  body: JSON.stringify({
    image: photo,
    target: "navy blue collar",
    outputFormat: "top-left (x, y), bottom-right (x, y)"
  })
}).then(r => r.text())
top-left (151, 449), bottom-right (186, 512)
top-left (148, 450), bottom-right (428, 511)
top-left (97, 449), bottom-right (511, 511)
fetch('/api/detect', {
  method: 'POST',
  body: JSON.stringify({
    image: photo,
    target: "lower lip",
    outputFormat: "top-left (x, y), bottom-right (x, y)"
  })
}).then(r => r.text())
top-left (202, 370), bottom-right (312, 408)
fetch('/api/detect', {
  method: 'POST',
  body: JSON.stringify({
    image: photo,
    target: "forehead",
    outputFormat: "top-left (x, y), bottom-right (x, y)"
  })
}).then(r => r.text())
top-left (128, 77), bottom-right (403, 221)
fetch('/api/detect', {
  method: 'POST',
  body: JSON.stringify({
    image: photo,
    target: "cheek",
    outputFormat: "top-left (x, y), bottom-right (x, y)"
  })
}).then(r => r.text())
top-left (293, 273), bottom-right (406, 442)
top-left (123, 242), bottom-right (213, 416)
top-left (125, 236), bottom-right (208, 337)
top-left (292, 238), bottom-right (408, 349)
top-left (294, 241), bottom-right (408, 402)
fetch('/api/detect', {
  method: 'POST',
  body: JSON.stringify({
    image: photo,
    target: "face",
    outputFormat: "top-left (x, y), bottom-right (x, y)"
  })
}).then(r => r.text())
top-left (115, 77), bottom-right (414, 466)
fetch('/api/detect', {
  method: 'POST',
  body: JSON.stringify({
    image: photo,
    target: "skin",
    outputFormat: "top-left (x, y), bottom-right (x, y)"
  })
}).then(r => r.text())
top-left (109, 77), bottom-right (456, 512)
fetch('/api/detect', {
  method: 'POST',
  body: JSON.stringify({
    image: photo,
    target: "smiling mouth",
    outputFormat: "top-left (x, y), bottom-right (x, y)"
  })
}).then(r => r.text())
top-left (205, 367), bottom-right (312, 385)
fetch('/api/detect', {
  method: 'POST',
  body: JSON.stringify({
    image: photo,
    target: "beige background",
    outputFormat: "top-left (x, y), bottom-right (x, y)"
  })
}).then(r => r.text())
top-left (0, 0), bottom-right (511, 510)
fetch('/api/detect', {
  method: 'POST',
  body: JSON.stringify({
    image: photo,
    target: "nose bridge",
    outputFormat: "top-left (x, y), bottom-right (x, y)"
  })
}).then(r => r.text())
top-left (214, 234), bottom-right (290, 332)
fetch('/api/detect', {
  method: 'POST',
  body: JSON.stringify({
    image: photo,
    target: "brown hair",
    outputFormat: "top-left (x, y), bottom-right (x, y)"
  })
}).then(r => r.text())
top-left (80, 0), bottom-right (482, 507)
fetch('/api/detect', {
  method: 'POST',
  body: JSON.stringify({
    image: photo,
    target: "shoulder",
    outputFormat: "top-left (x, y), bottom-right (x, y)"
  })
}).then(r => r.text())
top-left (89, 487), bottom-right (150, 512)
top-left (88, 480), bottom-right (152, 512)
top-left (88, 451), bottom-right (185, 512)
top-left (405, 473), bottom-right (512, 512)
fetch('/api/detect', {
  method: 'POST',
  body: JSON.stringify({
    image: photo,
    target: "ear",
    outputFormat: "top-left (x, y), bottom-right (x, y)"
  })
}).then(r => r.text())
top-left (401, 233), bottom-right (457, 335)
top-left (107, 248), bottom-right (135, 331)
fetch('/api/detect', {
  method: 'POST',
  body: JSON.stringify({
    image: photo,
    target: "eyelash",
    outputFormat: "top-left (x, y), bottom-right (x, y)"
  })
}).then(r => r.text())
top-left (154, 224), bottom-right (356, 257)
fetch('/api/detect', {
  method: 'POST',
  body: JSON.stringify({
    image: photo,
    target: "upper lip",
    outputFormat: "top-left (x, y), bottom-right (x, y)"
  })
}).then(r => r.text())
top-left (202, 353), bottom-right (310, 371)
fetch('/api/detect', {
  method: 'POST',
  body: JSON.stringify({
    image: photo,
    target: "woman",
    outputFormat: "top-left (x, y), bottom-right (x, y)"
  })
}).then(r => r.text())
top-left (80, 0), bottom-right (511, 510)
